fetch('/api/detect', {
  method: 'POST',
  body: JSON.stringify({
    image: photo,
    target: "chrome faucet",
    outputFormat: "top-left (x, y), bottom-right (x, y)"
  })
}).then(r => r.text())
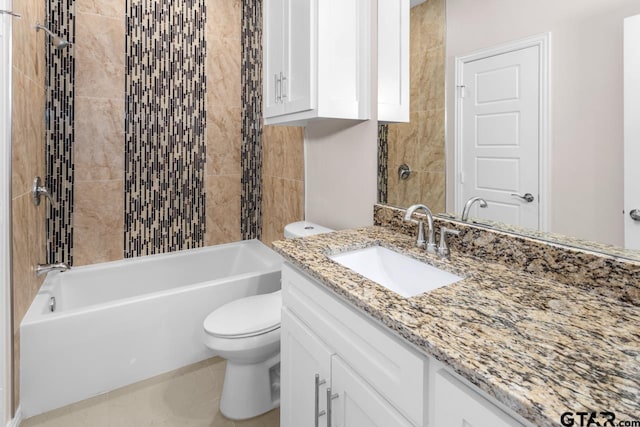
top-left (404, 204), bottom-right (436, 254)
top-left (461, 197), bottom-right (488, 222)
top-left (437, 227), bottom-right (461, 259)
top-left (36, 262), bottom-right (69, 276)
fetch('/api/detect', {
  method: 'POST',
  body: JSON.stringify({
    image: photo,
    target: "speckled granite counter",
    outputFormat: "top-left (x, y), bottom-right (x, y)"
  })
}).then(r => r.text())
top-left (272, 226), bottom-right (640, 427)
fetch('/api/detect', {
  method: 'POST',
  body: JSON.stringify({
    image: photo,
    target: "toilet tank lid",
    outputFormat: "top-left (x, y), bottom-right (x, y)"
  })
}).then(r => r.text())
top-left (284, 221), bottom-right (334, 239)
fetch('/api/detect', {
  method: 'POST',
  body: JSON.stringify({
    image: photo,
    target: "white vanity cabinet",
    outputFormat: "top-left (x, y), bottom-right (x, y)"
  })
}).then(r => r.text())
top-left (281, 309), bottom-right (413, 427)
top-left (281, 263), bottom-right (529, 427)
top-left (263, 0), bottom-right (371, 126)
top-left (378, 0), bottom-right (410, 123)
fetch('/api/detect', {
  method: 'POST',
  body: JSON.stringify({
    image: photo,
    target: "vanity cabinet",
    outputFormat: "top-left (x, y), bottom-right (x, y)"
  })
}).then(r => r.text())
top-left (263, 0), bottom-right (371, 126)
top-left (378, 0), bottom-right (410, 123)
top-left (281, 263), bottom-right (529, 427)
top-left (281, 309), bottom-right (412, 427)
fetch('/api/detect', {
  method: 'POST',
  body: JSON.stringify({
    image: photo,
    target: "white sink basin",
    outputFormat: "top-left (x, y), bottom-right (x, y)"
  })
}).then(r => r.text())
top-left (329, 246), bottom-right (463, 298)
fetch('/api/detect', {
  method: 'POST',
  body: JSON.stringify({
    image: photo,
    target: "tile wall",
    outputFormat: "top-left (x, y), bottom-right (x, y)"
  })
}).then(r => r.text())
top-left (385, 0), bottom-right (446, 212)
top-left (206, 0), bottom-right (243, 246)
top-left (10, 0), bottom-right (46, 411)
top-left (73, 0), bottom-right (125, 265)
top-left (261, 126), bottom-right (304, 245)
top-left (72, 0), bottom-right (244, 265)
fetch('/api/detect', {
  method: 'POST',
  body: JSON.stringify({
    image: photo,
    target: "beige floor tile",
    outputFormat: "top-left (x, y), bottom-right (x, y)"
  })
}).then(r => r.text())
top-left (20, 358), bottom-right (279, 427)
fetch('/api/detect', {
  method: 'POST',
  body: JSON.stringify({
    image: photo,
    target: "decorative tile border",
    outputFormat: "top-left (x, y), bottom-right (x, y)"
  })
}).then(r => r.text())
top-left (45, 0), bottom-right (76, 265)
top-left (374, 204), bottom-right (640, 305)
top-left (377, 124), bottom-right (388, 204)
top-left (240, 0), bottom-right (262, 240)
top-left (124, 0), bottom-right (207, 257)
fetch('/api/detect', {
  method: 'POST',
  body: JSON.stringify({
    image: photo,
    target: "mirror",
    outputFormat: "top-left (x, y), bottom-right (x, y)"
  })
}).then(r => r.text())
top-left (378, 0), bottom-right (640, 261)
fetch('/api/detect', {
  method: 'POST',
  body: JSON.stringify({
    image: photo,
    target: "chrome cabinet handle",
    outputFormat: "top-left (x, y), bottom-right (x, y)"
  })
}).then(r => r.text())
top-left (510, 193), bottom-right (535, 203)
top-left (326, 387), bottom-right (339, 427)
top-left (274, 73), bottom-right (281, 103)
top-left (630, 209), bottom-right (640, 221)
top-left (315, 374), bottom-right (327, 427)
top-left (280, 71), bottom-right (287, 100)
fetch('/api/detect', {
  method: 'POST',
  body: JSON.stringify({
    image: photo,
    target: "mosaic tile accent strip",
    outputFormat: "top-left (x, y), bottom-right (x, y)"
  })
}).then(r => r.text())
top-left (45, 0), bottom-right (76, 265)
top-left (124, 0), bottom-right (207, 257)
top-left (377, 124), bottom-right (388, 204)
top-left (240, 0), bottom-right (263, 240)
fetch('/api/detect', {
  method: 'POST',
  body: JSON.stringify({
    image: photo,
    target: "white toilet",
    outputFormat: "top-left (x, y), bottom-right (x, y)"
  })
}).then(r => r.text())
top-left (203, 221), bottom-right (333, 420)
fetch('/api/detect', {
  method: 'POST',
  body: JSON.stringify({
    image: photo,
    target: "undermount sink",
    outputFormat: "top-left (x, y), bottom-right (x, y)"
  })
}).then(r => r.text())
top-left (329, 246), bottom-right (463, 298)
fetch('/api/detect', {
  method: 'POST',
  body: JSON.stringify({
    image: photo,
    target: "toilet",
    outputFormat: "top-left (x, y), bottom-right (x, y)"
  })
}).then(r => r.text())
top-left (203, 221), bottom-right (333, 420)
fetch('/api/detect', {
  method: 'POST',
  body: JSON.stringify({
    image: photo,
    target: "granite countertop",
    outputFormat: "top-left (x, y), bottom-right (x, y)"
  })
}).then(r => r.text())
top-left (272, 226), bottom-right (640, 427)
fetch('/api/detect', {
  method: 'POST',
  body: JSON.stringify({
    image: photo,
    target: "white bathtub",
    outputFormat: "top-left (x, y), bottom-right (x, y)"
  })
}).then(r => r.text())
top-left (20, 239), bottom-right (282, 418)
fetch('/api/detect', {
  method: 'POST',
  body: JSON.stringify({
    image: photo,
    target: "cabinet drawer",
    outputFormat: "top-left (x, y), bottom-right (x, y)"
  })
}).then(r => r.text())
top-left (434, 369), bottom-right (525, 427)
top-left (282, 263), bottom-right (428, 426)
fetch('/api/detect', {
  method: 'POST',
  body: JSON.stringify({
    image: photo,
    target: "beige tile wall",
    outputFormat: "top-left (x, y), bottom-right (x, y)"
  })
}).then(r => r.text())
top-left (387, 0), bottom-right (446, 212)
top-left (73, 0), bottom-right (125, 266)
top-left (72, 0), bottom-right (245, 264)
top-left (205, 0), bottom-right (242, 246)
top-left (261, 126), bottom-right (304, 246)
top-left (10, 0), bottom-right (47, 412)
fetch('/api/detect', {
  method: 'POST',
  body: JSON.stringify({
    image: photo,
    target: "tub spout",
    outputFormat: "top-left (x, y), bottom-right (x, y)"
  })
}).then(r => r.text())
top-left (36, 262), bottom-right (69, 276)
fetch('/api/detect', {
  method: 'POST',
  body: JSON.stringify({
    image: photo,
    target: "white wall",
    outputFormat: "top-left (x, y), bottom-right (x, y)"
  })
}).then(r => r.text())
top-left (305, 120), bottom-right (379, 229)
top-left (446, 0), bottom-right (640, 246)
top-left (304, 1), bottom-right (379, 230)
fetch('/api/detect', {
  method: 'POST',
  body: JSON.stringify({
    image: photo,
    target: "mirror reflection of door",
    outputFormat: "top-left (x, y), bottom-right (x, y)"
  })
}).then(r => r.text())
top-left (624, 14), bottom-right (640, 250)
top-left (456, 36), bottom-right (548, 231)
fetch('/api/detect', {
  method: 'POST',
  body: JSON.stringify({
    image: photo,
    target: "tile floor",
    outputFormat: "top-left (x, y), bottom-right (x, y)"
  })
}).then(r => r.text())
top-left (21, 357), bottom-right (280, 427)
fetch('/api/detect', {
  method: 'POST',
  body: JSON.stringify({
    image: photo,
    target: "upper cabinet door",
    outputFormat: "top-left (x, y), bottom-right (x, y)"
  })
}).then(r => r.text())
top-left (378, 0), bottom-right (410, 123)
top-left (264, 0), bottom-right (286, 118)
top-left (284, 0), bottom-right (313, 114)
top-left (263, 0), bottom-right (371, 125)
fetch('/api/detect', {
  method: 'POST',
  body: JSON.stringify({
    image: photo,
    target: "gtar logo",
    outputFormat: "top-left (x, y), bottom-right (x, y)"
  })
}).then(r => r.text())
top-left (560, 412), bottom-right (616, 427)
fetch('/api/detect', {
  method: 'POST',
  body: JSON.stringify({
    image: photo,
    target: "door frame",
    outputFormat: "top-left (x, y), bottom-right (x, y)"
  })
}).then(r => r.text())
top-left (0, 0), bottom-right (13, 424)
top-left (454, 33), bottom-right (551, 232)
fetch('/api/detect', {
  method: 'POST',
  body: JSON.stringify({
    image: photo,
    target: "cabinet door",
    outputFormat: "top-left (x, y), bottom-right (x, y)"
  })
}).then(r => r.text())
top-left (330, 356), bottom-right (414, 427)
top-left (281, 308), bottom-right (333, 427)
top-left (434, 370), bottom-right (525, 427)
top-left (264, 0), bottom-right (286, 117)
top-left (378, 0), bottom-right (409, 123)
top-left (283, 0), bottom-right (313, 114)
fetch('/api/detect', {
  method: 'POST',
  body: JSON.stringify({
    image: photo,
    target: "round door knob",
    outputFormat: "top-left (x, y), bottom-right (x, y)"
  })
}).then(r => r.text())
top-left (630, 209), bottom-right (640, 221)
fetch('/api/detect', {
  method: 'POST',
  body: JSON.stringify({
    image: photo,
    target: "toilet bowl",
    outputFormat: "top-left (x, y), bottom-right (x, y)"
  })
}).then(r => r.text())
top-left (203, 221), bottom-right (333, 420)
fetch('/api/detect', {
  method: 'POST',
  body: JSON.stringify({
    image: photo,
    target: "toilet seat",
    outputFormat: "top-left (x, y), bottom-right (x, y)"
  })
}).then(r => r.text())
top-left (204, 290), bottom-right (282, 339)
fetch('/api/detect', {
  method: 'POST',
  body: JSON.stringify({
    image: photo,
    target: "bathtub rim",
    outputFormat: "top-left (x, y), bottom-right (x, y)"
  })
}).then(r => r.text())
top-left (22, 239), bottom-right (283, 324)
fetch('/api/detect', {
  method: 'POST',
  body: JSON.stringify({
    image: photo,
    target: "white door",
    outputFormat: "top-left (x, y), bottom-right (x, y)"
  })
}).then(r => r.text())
top-left (280, 308), bottom-right (333, 427)
top-left (0, 1), bottom-right (12, 423)
top-left (624, 14), bottom-right (640, 249)
top-left (330, 356), bottom-right (414, 427)
top-left (459, 45), bottom-right (540, 229)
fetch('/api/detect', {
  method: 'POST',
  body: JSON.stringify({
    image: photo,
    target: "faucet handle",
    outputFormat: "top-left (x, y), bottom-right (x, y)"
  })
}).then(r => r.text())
top-left (32, 176), bottom-right (54, 207)
top-left (438, 227), bottom-right (460, 259)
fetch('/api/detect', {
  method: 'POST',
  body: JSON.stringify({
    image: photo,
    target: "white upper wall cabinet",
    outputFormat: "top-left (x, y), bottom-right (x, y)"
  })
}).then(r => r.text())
top-left (378, 0), bottom-right (410, 123)
top-left (263, 0), bottom-right (372, 126)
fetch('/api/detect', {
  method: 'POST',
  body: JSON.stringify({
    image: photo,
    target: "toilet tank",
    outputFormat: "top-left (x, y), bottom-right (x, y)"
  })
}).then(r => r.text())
top-left (284, 221), bottom-right (334, 239)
